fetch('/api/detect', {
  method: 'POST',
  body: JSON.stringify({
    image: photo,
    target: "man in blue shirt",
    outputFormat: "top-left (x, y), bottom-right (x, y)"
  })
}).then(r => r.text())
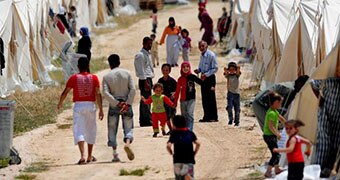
top-left (194, 40), bottom-right (219, 122)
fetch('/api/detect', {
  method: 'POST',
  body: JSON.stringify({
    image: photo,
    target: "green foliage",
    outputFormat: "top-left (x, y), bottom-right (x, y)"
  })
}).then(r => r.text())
top-left (119, 166), bottom-right (150, 176)
top-left (6, 86), bottom-right (71, 136)
top-left (57, 123), bottom-right (72, 130)
top-left (246, 171), bottom-right (263, 179)
top-left (89, 56), bottom-right (107, 73)
top-left (0, 158), bottom-right (10, 168)
top-left (15, 174), bottom-right (37, 180)
top-left (23, 162), bottom-right (49, 173)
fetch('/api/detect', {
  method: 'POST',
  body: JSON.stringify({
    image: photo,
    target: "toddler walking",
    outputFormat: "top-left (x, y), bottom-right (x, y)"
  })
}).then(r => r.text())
top-left (150, 7), bottom-right (158, 33)
top-left (150, 34), bottom-right (159, 67)
top-left (142, 83), bottom-right (176, 137)
top-left (181, 29), bottom-right (192, 62)
top-left (274, 120), bottom-right (312, 180)
top-left (167, 115), bottom-right (201, 180)
top-left (224, 62), bottom-right (241, 126)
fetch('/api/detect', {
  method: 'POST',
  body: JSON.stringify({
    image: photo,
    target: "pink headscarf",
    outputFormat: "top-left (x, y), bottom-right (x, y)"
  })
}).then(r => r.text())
top-left (180, 61), bottom-right (192, 77)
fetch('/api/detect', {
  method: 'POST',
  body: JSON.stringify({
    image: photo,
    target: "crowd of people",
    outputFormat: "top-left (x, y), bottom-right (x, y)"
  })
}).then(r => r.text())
top-left (56, 1), bottom-right (340, 180)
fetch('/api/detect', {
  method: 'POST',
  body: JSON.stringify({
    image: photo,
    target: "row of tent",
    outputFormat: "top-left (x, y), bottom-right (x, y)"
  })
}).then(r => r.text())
top-left (230, 0), bottom-right (340, 142)
top-left (0, 0), bottom-right (140, 97)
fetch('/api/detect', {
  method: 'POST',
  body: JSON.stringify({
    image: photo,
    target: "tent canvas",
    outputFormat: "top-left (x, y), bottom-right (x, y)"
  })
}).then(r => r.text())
top-left (289, 43), bottom-right (339, 142)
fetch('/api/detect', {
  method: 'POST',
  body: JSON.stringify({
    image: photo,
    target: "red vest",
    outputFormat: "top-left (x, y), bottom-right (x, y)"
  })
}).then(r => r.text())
top-left (286, 136), bottom-right (304, 163)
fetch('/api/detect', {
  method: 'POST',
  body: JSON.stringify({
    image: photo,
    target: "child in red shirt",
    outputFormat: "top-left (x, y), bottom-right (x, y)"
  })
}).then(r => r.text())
top-left (274, 120), bottom-right (312, 180)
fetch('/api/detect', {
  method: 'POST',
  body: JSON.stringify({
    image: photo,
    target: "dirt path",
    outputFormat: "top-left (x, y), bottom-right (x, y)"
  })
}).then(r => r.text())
top-left (0, 2), bottom-right (267, 179)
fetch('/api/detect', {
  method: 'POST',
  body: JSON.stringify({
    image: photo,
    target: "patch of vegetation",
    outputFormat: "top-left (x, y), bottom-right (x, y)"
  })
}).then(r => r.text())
top-left (15, 174), bottom-right (37, 180)
top-left (57, 124), bottom-right (72, 130)
top-left (6, 86), bottom-right (71, 136)
top-left (92, 11), bottom-right (150, 35)
top-left (23, 162), bottom-right (49, 173)
top-left (89, 56), bottom-right (107, 73)
top-left (48, 70), bottom-right (64, 85)
top-left (246, 170), bottom-right (263, 180)
top-left (0, 158), bottom-right (10, 168)
top-left (119, 166), bottom-right (150, 176)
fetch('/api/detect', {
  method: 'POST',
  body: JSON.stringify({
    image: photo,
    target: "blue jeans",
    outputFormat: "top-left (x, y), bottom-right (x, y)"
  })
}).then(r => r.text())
top-left (107, 106), bottom-right (134, 148)
top-left (180, 99), bottom-right (195, 131)
top-left (226, 91), bottom-right (240, 124)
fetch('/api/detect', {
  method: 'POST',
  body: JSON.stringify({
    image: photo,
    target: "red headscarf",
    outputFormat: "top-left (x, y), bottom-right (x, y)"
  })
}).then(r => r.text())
top-left (180, 61), bottom-right (192, 77)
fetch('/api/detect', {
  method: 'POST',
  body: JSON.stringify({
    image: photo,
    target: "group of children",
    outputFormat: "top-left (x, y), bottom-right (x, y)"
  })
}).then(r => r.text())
top-left (149, 5), bottom-right (315, 179)
top-left (263, 92), bottom-right (313, 179)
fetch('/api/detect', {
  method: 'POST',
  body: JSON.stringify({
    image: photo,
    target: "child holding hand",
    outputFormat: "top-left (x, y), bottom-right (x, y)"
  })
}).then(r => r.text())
top-left (274, 120), bottom-right (312, 180)
top-left (142, 83), bottom-right (176, 137)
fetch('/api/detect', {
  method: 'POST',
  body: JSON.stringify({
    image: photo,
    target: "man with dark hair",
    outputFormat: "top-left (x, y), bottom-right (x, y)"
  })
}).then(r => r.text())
top-left (103, 54), bottom-right (136, 162)
top-left (134, 37), bottom-right (154, 127)
top-left (57, 57), bottom-right (104, 165)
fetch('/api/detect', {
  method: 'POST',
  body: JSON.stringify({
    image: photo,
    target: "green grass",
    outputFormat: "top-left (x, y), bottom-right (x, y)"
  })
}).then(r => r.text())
top-left (89, 56), bottom-right (107, 73)
top-left (92, 11), bottom-right (150, 35)
top-left (15, 174), bottom-right (37, 180)
top-left (119, 166), bottom-right (150, 176)
top-left (57, 124), bottom-right (72, 130)
top-left (22, 162), bottom-right (49, 173)
top-left (246, 170), bottom-right (263, 180)
top-left (6, 86), bottom-right (71, 136)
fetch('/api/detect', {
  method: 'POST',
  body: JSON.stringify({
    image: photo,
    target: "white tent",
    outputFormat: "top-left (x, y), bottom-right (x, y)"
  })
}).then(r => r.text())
top-left (275, 0), bottom-right (323, 83)
top-left (0, 0), bottom-right (75, 97)
top-left (229, 0), bottom-right (253, 49)
top-left (250, 0), bottom-right (273, 82)
top-left (289, 42), bottom-right (339, 142)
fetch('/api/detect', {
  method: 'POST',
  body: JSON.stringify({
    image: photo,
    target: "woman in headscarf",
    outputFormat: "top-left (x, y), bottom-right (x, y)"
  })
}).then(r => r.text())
top-left (77, 27), bottom-right (92, 61)
top-left (198, 6), bottom-right (216, 46)
top-left (159, 17), bottom-right (181, 67)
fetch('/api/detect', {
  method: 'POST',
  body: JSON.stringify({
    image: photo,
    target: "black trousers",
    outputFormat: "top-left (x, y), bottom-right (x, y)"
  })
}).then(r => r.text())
top-left (263, 135), bottom-right (280, 166)
top-left (201, 75), bottom-right (218, 121)
top-left (138, 78), bottom-right (153, 126)
top-left (288, 162), bottom-right (304, 180)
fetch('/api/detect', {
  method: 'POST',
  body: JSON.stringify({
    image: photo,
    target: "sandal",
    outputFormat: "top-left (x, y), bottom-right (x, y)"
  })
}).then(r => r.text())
top-left (77, 159), bottom-right (86, 165)
top-left (86, 156), bottom-right (97, 163)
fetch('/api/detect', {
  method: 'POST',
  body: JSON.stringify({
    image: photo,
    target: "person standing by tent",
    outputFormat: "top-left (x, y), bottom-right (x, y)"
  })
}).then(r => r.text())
top-left (102, 54), bottom-right (136, 162)
top-left (194, 41), bottom-right (218, 122)
top-left (263, 92), bottom-right (286, 178)
top-left (134, 36), bottom-right (154, 127)
top-left (159, 17), bottom-right (181, 67)
top-left (198, 6), bottom-right (216, 46)
top-left (311, 77), bottom-right (340, 177)
top-left (77, 27), bottom-right (92, 61)
top-left (57, 57), bottom-right (104, 165)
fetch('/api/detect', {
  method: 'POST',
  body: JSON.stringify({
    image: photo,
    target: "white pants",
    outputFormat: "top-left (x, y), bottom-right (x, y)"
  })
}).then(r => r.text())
top-left (73, 102), bottom-right (97, 145)
top-left (166, 35), bottom-right (180, 65)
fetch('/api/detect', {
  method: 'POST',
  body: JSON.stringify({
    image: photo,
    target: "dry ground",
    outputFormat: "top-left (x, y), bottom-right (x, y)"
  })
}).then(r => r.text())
top-left (0, 2), bottom-right (268, 180)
